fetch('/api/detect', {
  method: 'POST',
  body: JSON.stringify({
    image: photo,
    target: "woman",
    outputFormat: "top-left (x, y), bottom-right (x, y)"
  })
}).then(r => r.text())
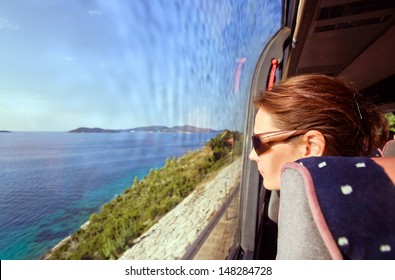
top-left (249, 74), bottom-right (389, 190)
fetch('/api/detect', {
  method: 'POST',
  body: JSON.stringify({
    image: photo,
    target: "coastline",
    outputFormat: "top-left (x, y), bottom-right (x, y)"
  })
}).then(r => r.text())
top-left (43, 221), bottom-right (90, 260)
top-left (45, 158), bottom-right (241, 260)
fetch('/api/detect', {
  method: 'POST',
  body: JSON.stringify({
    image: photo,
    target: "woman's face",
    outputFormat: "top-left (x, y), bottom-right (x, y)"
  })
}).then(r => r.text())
top-left (249, 108), bottom-right (302, 190)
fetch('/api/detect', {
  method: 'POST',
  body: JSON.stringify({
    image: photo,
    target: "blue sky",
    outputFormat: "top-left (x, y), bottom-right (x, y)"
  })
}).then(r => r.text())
top-left (0, 0), bottom-right (281, 131)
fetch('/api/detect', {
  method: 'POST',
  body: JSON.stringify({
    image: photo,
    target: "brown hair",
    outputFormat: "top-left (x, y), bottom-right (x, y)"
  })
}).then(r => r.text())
top-left (254, 74), bottom-right (389, 156)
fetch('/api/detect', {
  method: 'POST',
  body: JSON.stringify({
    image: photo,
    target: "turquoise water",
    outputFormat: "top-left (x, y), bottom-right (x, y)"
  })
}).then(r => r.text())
top-left (0, 131), bottom-right (217, 259)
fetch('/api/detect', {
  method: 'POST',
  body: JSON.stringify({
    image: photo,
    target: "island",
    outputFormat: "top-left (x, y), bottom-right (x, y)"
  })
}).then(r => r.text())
top-left (68, 125), bottom-right (217, 134)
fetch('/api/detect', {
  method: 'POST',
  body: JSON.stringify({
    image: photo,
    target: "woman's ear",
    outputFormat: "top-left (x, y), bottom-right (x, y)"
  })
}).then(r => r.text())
top-left (299, 130), bottom-right (326, 157)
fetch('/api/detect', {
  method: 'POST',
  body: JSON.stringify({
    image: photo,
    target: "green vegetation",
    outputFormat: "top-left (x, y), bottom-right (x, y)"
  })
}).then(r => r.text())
top-left (385, 112), bottom-right (395, 133)
top-left (46, 130), bottom-right (242, 260)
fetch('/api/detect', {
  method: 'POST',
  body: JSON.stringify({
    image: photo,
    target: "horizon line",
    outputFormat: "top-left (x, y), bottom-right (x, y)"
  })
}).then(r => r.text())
top-left (1, 125), bottom-right (228, 133)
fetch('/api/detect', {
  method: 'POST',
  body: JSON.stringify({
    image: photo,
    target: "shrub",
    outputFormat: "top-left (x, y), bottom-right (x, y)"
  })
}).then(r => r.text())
top-left (46, 131), bottom-right (241, 259)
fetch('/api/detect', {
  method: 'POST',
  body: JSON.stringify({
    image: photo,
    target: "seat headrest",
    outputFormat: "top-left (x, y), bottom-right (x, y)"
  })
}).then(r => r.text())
top-left (383, 140), bottom-right (395, 157)
top-left (279, 156), bottom-right (395, 260)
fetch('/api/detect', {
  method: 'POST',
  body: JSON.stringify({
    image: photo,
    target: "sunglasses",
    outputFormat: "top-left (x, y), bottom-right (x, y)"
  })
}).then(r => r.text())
top-left (251, 130), bottom-right (308, 155)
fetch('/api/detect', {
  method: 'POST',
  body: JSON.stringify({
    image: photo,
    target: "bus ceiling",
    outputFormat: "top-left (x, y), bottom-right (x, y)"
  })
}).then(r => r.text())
top-left (284, 0), bottom-right (395, 111)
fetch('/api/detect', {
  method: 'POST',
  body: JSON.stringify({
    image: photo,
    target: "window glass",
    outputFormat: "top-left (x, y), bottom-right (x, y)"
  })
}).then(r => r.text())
top-left (0, 0), bottom-right (281, 259)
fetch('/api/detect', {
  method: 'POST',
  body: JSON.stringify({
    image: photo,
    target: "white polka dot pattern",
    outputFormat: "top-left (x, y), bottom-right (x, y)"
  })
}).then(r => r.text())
top-left (340, 185), bottom-right (353, 195)
top-left (380, 245), bottom-right (391, 252)
top-left (318, 161), bottom-right (327, 168)
top-left (355, 162), bottom-right (366, 168)
top-left (296, 156), bottom-right (395, 259)
top-left (338, 237), bottom-right (349, 246)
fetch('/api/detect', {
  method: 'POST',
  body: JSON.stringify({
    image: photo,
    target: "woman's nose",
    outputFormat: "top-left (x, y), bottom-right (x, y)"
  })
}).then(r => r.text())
top-left (249, 149), bottom-right (258, 162)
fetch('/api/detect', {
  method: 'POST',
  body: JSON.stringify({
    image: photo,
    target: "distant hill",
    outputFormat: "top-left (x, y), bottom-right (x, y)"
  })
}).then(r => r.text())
top-left (0, 130), bottom-right (11, 133)
top-left (171, 125), bottom-right (214, 133)
top-left (69, 125), bottom-right (218, 133)
top-left (68, 127), bottom-right (120, 133)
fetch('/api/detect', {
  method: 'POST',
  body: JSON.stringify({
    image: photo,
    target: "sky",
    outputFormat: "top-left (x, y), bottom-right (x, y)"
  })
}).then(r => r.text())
top-left (0, 0), bottom-right (281, 131)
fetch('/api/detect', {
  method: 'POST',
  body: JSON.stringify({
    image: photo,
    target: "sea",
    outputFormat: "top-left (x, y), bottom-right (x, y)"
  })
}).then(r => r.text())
top-left (0, 131), bottom-right (218, 260)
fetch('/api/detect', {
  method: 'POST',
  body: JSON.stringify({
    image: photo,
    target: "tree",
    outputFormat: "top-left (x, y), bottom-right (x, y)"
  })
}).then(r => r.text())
top-left (385, 113), bottom-right (395, 133)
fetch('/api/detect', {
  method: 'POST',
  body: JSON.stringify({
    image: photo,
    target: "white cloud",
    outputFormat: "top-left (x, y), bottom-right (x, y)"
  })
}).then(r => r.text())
top-left (87, 10), bottom-right (102, 16)
top-left (0, 17), bottom-right (19, 30)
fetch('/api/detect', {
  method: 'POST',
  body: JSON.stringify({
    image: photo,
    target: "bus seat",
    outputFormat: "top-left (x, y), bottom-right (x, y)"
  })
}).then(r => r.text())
top-left (277, 156), bottom-right (395, 260)
top-left (383, 140), bottom-right (395, 157)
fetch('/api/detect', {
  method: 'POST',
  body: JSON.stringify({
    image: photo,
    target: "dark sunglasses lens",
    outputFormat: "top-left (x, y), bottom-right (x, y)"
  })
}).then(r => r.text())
top-left (252, 136), bottom-right (269, 155)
